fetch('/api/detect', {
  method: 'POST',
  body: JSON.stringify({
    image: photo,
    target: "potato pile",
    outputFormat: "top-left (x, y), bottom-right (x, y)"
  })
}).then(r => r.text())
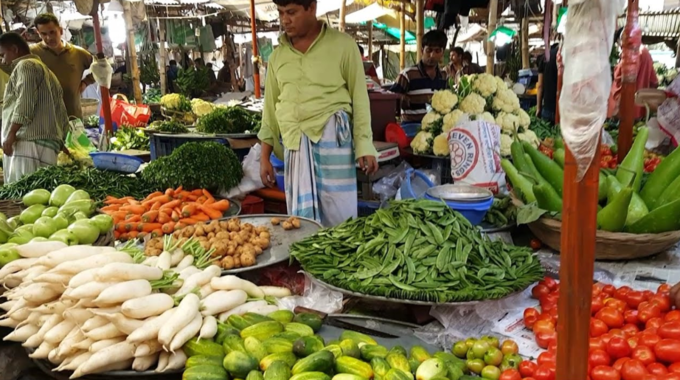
top-left (144, 218), bottom-right (271, 270)
top-left (271, 216), bottom-right (302, 230)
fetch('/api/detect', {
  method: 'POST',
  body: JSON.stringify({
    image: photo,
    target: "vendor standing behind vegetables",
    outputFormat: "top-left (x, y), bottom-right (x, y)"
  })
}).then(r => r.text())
top-left (258, 0), bottom-right (378, 227)
top-left (0, 32), bottom-right (69, 184)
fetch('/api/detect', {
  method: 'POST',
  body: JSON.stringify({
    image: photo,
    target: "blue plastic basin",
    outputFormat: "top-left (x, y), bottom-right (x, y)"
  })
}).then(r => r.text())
top-left (89, 152), bottom-right (144, 174)
top-left (424, 193), bottom-right (493, 226)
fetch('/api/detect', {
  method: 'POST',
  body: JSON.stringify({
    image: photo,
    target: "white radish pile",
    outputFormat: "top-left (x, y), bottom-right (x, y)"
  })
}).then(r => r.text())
top-left (0, 239), bottom-right (292, 379)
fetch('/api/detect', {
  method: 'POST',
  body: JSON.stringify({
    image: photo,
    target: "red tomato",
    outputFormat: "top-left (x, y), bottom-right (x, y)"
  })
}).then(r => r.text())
top-left (524, 308), bottom-right (539, 329)
top-left (534, 320), bottom-right (555, 335)
top-left (645, 317), bottom-right (663, 330)
top-left (615, 286), bottom-right (633, 301)
top-left (606, 336), bottom-right (632, 359)
top-left (591, 318), bottom-right (610, 337)
top-left (626, 291), bottom-right (646, 309)
top-left (543, 277), bottom-right (558, 291)
top-left (642, 290), bottom-right (655, 301)
top-left (530, 239), bottom-right (543, 250)
top-left (592, 297), bottom-right (605, 314)
top-left (613, 358), bottom-right (630, 372)
top-left (649, 294), bottom-right (671, 313)
top-left (597, 307), bottom-right (625, 328)
top-left (519, 361), bottom-right (538, 377)
top-left (638, 302), bottom-right (662, 324)
top-left (533, 364), bottom-right (556, 380)
top-left (603, 284), bottom-right (616, 296)
top-left (540, 293), bottom-right (559, 309)
top-left (537, 351), bottom-right (556, 367)
top-left (638, 332), bottom-right (661, 348)
top-left (537, 312), bottom-right (556, 324)
top-left (624, 310), bottom-right (639, 324)
top-left (589, 349), bottom-right (612, 368)
top-left (646, 363), bottom-right (668, 376)
top-left (658, 283), bottom-right (671, 294)
top-left (620, 359), bottom-right (649, 380)
top-left (547, 341), bottom-right (558, 353)
top-left (605, 298), bottom-right (628, 313)
top-left (658, 320), bottom-right (680, 340)
top-left (499, 369), bottom-right (522, 380)
top-left (535, 331), bottom-right (557, 349)
top-left (590, 337), bottom-right (606, 351)
top-left (532, 284), bottom-right (550, 299)
top-left (654, 339), bottom-right (680, 363)
top-left (669, 362), bottom-right (680, 374)
top-left (601, 333), bottom-right (614, 345)
top-left (631, 345), bottom-right (656, 366)
top-left (666, 374), bottom-right (680, 380)
top-left (627, 336), bottom-right (639, 350)
top-left (665, 310), bottom-right (680, 322)
top-left (609, 329), bottom-right (625, 338)
top-left (591, 366), bottom-right (621, 380)
top-left (639, 375), bottom-right (659, 380)
top-left (621, 323), bottom-right (639, 336)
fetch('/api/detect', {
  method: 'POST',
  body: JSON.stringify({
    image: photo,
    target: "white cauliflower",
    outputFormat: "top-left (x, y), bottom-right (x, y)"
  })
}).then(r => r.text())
top-left (471, 73), bottom-right (498, 97)
top-left (475, 112), bottom-right (496, 124)
top-left (496, 112), bottom-right (521, 134)
top-left (492, 88), bottom-right (521, 113)
top-left (410, 131), bottom-right (433, 154)
top-left (191, 98), bottom-right (215, 117)
top-left (495, 76), bottom-right (507, 91)
top-left (432, 133), bottom-right (450, 157)
top-left (431, 90), bottom-right (458, 114)
top-left (160, 93), bottom-right (181, 109)
top-left (518, 129), bottom-right (541, 148)
top-left (421, 111), bottom-right (442, 131)
top-left (500, 133), bottom-right (513, 157)
top-left (458, 93), bottom-right (486, 115)
top-left (515, 108), bottom-right (530, 128)
top-left (443, 110), bottom-right (465, 133)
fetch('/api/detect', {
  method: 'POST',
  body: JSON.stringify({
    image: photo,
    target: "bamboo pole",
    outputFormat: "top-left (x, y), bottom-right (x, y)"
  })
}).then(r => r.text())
top-left (122, 0), bottom-right (142, 103)
top-left (617, 0), bottom-right (640, 163)
top-left (249, 0), bottom-right (261, 98)
top-left (339, 0), bottom-right (347, 32)
top-left (415, 0), bottom-right (424, 62)
top-left (521, 17), bottom-right (529, 69)
top-left (157, 19), bottom-right (167, 95)
top-left (367, 21), bottom-right (373, 58)
top-left (92, 13), bottom-right (113, 134)
top-left (399, 6), bottom-right (406, 71)
top-left (486, 0), bottom-right (498, 74)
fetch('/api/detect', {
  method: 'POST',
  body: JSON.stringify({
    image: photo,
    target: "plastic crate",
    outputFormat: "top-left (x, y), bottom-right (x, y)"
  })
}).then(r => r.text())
top-left (149, 134), bottom-right (229, 160)
top-left (357, 200), bottom-right (380, 217)
top-left (241, 195), bottom-right (265, 215)
top-left (89, 152), bottom-right (143, 173)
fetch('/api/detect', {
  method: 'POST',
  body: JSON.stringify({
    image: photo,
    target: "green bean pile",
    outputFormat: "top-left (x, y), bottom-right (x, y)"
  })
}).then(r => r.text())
top-left (291, 200), bottom-right (544, 303)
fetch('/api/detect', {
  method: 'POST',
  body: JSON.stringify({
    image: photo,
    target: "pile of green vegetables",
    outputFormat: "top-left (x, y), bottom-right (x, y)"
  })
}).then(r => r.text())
top-left (0, 165), bottom-right (159, 202)
top-left (482, 197), bottom-right (517, 227)
top-left (111, 126), bottom-right (150, 151)
top-left (143, 88), bottom-right (161, 104)
top-left (527, 106), bottom-right (560, 140)
top-left (505, 127), bottom-right (680, 234)
top-left (142, 141), bottom-right (243, 192)
top-left (197, 107), bottom-right (262, 135)
top-left (291, 199), bottom-right (543, 302)
top-left (148, 120), bottom-right (189, 134)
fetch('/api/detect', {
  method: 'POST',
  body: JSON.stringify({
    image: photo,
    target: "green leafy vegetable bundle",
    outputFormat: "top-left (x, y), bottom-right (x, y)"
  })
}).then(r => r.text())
top-left (111, 126), bottom-right (150, 151)
top-left (142, 141), bottom-right (243, 191)
top-left (291, 199), bottom-right (544, 302)
top-left (149, 120), bottom-right (189, 134)
top-left (197, 107), bottom-right (261, 135)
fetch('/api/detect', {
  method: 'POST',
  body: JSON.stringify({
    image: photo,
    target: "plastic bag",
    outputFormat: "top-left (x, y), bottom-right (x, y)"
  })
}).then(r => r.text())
top-left (276, 272), bottom-right (344, 314)
top-left (559, 0), bottom-right (626, 180)
top-left (224, 144), bottom-right (265, 199)
top-left (371, 161), bottom-right (413, 203)
top-left (656, 78), bottom-right (680, 147)
top-left (90, 57), bottom-right (112, 89)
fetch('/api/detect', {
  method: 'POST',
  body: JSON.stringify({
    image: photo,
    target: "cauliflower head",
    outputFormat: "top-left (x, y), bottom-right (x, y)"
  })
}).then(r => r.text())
top-left (191, 98), bottom-right (215, 117)
top-left (433, 133), bottom-right (450, 157)
top-left (431, 90), bottom-right (458, 114)
top-left (421, 111), bottom-right (442, 131)
top-left (471, 73), bottom-right (498, 97)
top-left (160, 93), bottom-right (181, 109)
top-left (443, 109), bottom-right (466, 133)
top-left (410, 131), bottom-right (433, 154)
top-left (492, 88), bottom-right (521, 113)
top-left (496, 112), bottom-right (521, 134)
top-left (518, 130), bottom-right (541, 148)
top-left (515, 108), bottom-right (530, 128)
top-left (495, 76), bottom-right (507, 91)
top-left (500, 134), bottom-right (513, 157)
top-left (475, 112), bottom-right (496, 124)
top-left (458, 93), bottom-right (486, 115)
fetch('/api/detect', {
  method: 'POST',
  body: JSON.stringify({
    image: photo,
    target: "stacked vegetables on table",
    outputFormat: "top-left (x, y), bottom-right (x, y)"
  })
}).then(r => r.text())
top-left (0, 238), bottom-right (292, 378)
top-left (292, 199), bottom-right (544, 302)
top-left (111, 126), bottom-right (150, 151)
top-left (147, 120), bottom-right (190, 134)
top-left (505, 127), bottom-right (680, 234)
top-left (197, 106), bottom-right (262, 135)
top-left (482, 197), bottom-right (517, 228)
top-left (520, 278), bottom-right (680, 380)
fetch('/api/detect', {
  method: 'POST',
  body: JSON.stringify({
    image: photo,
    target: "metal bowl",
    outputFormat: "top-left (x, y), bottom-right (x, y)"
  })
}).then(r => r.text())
top-left (426, 184), bottom-right (493, 203)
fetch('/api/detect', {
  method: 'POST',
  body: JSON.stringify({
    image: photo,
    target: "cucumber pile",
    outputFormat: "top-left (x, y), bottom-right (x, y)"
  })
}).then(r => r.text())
top-left (182, 310), bottom-right (505, 380)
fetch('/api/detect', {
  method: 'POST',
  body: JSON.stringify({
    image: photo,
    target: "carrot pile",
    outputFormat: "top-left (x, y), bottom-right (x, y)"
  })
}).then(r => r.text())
top-left (101, 187), bottom-right (230, 241)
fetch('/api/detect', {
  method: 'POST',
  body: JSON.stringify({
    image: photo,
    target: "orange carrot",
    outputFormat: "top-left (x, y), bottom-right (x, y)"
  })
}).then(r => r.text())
top-left (119, 233), bottom-right (129, 241)
top-left (174, 222), bottom-right (186, 231)
top-left (192, 213), bottom-right (210, 222)
top-left (161, 222), bottom-right (176, 234)
top-left (120, 205), bottom-right (146, 215)
top-left (128, 231), bottom-right (139, 239)
top-left (197, 204), bottom-right (222, 220)
top-left (150, 202), bottom-right (162, 211)
top-left (142, 210), bottom-right (159, 223)
top-left (202, 189), bottom-right (214, 202)
top-left (127, 198), bottom-right (139, 206)
top-left (210, 200), bottom-right (230, 212)
top-left (124, 222), bottom-right (140, 232)
top-left (191, 189), bottom-right (203, 196)
top-left (105, 196), bottom-right (134, 205)
top-left (125, 215), bottom-right (141, 223)
top-left (181, 204), bottom-right (197, 218)
top-left (151, 229), bottom-right (164, 238)
top-left (115, 223), bottom-right (125, 232)
top-left (160, 199), bottom-right (181, 210)
top-left (144, 191), bottom-right (163, 201)
top-left (142, 195), bottom-right (171, 206)
top-left (171, 211), bottom-right (180, 222)
top-left (158, 211), bottom-right (171, 224)
top-left (175, 190), bottom-right (191, 200)
top-left (110, 211), bottom-right (129, 220)
top-left (179, 218), bottom-right (198, 225)
top-left (114, 231), bottom-right (121, 240)
top-left (100, 205), bottom-right (121, 212)
top-left (137, 232), bottom-right (147, 239)
top-left (140, 223), bottom-right (163, 233)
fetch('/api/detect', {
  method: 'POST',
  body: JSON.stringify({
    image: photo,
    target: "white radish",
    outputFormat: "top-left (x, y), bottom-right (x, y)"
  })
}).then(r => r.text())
top-left (95, 263), bottom-right (163, 282)
top-left (9, 307), bottom-right (32, 321)
top-left (158, 293), bottom-right (200, 347)
top-left (34, 272), bottom-right (72, 284)
top-left (0, 300), bottom-right (16, 311)
top-left (0, 258), bottom-right (37, 279)
top-left (16, 311), bottom-right (42, 328)
top-left (73, 338), bottom-right (94, 351)
top-left (72, 298), bottom-right (99, 309)
top-left (52, 251), bottom-right (134, 275)
top-left (21, 283), bottom-right (64, 303)
top-left (63, 308), bottom-right (94, 326)
top-left (89, 337), bottom-right (125, 352)
top-left (29, 300), bottom-right (69, 315)
top-left (157, 251), bottom-right (172, 270)
top-left (201, 290), bottom-right (248, 316)
top-left (81, 316), bottom-right (108, 332)
top-left (170, 248), bottom-right (184, 266)
top-left (4, 277), bottom-right (23, 288)
top-left (30, 341), bottom-right (56, 359)
top-left (56, 329), bottom-right (85, 359)
top-left (211, 275), bottom-right (265, 298)
top-left (58, 351), bottom-right (92, 371)
top-left (55, 353), bottom-right (79, 371)
top-left (87, 305), bottom-right (121, 315)
top-left (24, 314), bottom-right (62, 347)
top-left (100, 313), bottom-right (147, 335)
top-left (132, 352), bottom-right (159, 371)
top-left (218, 300), bottom-right (268, 321)
top-left (142, 256), bottom-right (158, 266)
top-left (7, 298), bottom-right (27, 315)
top-left (94, 279), bottom-right (152, 305)
top-left (199, 316), bottom-right (218, 340)
top-left (127, 308), bottom-right (176, 342)
top-left (179, 265), bottom-right (201, 279)
top-left (249, 305), bottom-right (280, 315)
top-left (199, 283), bottom-right (215, 298)
top-left (68, 267), bottom-right (101, 288)
top-left (48, 347), bottom-right (63, 364)
top-left (176, 265), bottom-right (221, 296)
top-left (4, 323), bottom-right (38, 342)
top-left (44, 320), bottom-right (76, 344)
top-left (36, 246), bottom-right (115, 268)
top-left (164, 348), bottom-right (187, 371)
top-left (135, 340), bottom-right (162, 357)
top-left (175, 254), bottom-right (194, 270)
top-left (169, 313), bottom-right (202, 351)
top-left (85, 323), bottom-right (125, 341)
top-left (72, 359), bottom-right (133, 378)
top-left (155, 351), bottom-right (170, 372)
top-left (259, 286), bottom-right (292, 298)
top-left (121, 293), bottom-right (174, 319)
top-left (15, 241), bottom-right (67, 258)
top-left (0, 317), bottom-right (19, 328)
top-left (71, 341), bottom-right (137, 379)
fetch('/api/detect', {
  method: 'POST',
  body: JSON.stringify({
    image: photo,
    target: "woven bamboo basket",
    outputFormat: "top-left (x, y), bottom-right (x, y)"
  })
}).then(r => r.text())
top-left (528, 217), bottom-right (680, 260)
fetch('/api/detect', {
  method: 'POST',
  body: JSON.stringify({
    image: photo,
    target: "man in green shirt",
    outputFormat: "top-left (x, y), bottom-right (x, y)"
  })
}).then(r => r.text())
top-left (258, 0), bottom-right (378, 227)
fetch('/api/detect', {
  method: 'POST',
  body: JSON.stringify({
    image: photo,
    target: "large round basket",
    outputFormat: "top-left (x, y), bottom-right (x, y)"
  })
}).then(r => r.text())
top-left (528, 217), bottom-right (680, 260)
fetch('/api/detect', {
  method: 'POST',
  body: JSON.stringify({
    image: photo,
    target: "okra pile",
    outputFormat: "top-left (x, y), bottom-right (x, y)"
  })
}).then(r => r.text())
top-left (291, 200), bottom-right (544, 302)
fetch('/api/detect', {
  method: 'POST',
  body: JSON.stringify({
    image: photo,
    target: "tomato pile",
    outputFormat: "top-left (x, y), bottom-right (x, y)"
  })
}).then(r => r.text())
top-left (520, 278), bottom-right (680, 380)
top-left (600, 145), bottom-right (618, 170)
top-left (644, 151), bottom-right (662, 173)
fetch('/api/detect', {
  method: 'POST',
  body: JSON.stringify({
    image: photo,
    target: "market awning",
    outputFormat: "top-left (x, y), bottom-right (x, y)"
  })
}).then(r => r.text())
top-left (345, 3), bottom-right (393, 24)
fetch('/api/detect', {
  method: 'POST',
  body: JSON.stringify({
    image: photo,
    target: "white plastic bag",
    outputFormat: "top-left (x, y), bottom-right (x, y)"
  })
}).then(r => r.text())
top-left (447, 120), bottom-right (506, 194)
top-left (276, 273), bottom-right (344, 314)
top-left (224, 144), bottom-right (265, 199)
top-left (90, 58), bottom-right (113, 89)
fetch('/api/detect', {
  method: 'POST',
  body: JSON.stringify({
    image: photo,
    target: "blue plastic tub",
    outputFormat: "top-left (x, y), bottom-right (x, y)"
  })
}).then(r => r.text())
top-left (89, 152), bottom-right (144, 174)
top-left (400, 122), bottom-right (421, 138)
top-left (270, 154), bottom-right (284, 169)
top-left (149, 134), bottom-right (228, 160)
top-left (271, 154), bottom-right (285, 192)
top-left (401, 169), bottom-right (435, 199)
top-left (275, 174), bottom-right (285, 192)
top-left (424, 193), bottom-right (493, 226)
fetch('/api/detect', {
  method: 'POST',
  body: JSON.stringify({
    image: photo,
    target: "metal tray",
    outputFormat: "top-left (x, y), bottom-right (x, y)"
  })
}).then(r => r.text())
top-left (426, 184), bottom-right (493, 203)
top-left (219, 214), bottom-right (322, 274)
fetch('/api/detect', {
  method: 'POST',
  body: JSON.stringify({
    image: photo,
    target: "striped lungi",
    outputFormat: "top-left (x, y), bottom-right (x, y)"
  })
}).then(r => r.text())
top-left (3, 140), bottom-right (59, 184)
top-left (284, 111), bottom-right (357, 227)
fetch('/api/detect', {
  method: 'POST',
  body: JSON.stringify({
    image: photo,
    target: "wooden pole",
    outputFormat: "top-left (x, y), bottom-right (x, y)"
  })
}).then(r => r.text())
top-left (92, 13), bottom-right (114, 134)
top-left (486, 0), bottom-right (498, 74)
top-left (415, 0), bottom-right (424, 62)
top-left (617, 0), bottom-right (639, 163)
top-left (676, 37), bottom-right (680, 68)
top-left (399, 6), bottom-right (406, 71)
top-left (249, 0), bottom-right (261, 98)
top-left (367, 21), bottom-right (373, 58)
top-left (339, 0), bottom-right (347, 32)
top-left (157, 19), bottom-right (167, 95)
top-left (122, 0), bottom-right (142, 103)
top-left (521, 17), bottom-right (529, 69)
